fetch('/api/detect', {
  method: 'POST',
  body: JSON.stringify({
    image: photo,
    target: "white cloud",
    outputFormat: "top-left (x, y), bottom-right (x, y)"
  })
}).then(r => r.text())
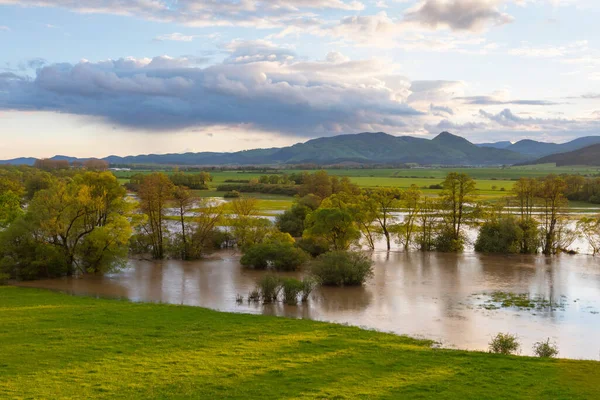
top-left (0, 0), bottom-right (365, 28)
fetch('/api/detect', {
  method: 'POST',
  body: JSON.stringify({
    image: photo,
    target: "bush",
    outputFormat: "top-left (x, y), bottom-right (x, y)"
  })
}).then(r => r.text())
top-left (428, 184), bottom-right (443, 190)
top-left (489, 333), bottom-right (520, 355)
top-left (300, 277), bottom-right (317, 302)
top-left (533, 338), bottom-right (559, 358)
top-left (311, 251), bottom-right (374, 286)
top-left (475, 217), bottom-right (523, 254)
top-left (257, 274), bottom-right (282, 303)
top-left (281, 278), bottom-right (303, 305)
top-left (296, 237), bottom-right (330, 258)
top-left (0, 272), bottom-right (9, 285)
top-left (240, 242), bottom-right (309, 271)
top-left (434, 229), bottom-right (465, 253)
top-left (224, 190), bottom-right (241, 198)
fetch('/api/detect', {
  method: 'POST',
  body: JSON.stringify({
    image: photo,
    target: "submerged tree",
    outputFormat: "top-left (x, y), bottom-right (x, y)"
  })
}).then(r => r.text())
top-left (368, 188), bottom-right (402, 251)
top-left (438, 172), bottom-right (478, 252)
top-left (396, 185), bottom-right (421, 251)
top-left (138, 173), bottom-right (175, 259)
top-left (537, 175), bottom-right (568, 255)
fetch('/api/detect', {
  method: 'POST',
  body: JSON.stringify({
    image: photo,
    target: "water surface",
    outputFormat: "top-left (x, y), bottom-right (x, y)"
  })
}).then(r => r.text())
top-left (19, 250), bottom-right (600, 360)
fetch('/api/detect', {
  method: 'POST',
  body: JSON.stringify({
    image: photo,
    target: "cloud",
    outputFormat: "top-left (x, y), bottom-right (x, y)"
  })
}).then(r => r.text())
top-left (403, 0), bottom-right (514, 32)
top-left (0, 26), bottom-right (10, 31)
top-left (0, 49), bottom-right (422, 136)
top-left (0, 0), bottom-right (364, 28)
top-left (430, 103), bottom-right (454, 116)
top-left (154, 33), bottom-right (197, 42)
top-left (456, 95), bottom-right (561, 105)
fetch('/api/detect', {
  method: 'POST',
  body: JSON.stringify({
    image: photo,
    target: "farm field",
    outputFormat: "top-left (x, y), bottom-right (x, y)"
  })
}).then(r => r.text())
top-left (2, 286), bottom-right (600, 400)
top-left (114, 164), bottom-right (600, 204)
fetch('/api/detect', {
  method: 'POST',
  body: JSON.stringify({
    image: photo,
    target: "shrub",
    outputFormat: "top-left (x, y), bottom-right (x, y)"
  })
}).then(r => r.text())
top-left (224, 190), bottom-right (241, 198)
top-left (296, 237), bottom-right (330, 258)
top-left (428, 184), bottom-right (443, 190)
top-left (489, 333), bottom-right (520, 355)
top-left (475, 217), bottom-right (523, 254)
top-left (257, 274), bottom-right (282, 303)
top-left (300, 277), bottom-right (317, 302)
top-left (240, 242), bottom-right (309, 271)
top-left (434, 229), bottom-right (465, 253)
top-left (0, 272), bottom-right (9, 285)
top-left (533, 338), bottom-right (559, 358)
top-left (248, 288), bottom-right (261, 302)
top-left (281, 278), bottom-right (303, 305)
top-left (310, 251), bottom-right (374, 286)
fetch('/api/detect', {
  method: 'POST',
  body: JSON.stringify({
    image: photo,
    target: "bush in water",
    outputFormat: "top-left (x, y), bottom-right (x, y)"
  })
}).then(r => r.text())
top-left (240, 242), bottom-right (309, 272)
top-left (310, 251), bottom-right (374, 287)
top-left (257, 274), bottom-right (282, 303)
top-left (281, 278), bottom-right (303, 305)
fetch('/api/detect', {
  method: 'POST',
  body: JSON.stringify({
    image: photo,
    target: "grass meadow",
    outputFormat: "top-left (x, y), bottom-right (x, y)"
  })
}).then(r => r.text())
top-left (2, 286), bottom-right (600, 399)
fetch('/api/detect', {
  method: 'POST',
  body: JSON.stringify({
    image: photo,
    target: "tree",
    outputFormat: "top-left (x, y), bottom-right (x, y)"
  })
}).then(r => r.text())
top-left (173, 186), bottom-right (195, 259)
top-left (368, 188), bottom-right (402, 251)
top-left (276, 204), bottom-right (311, 238)
top-left (231, 217), bottom-right (273, 250)
top-left (0, 190), bottom-right (22, 229)
top-left (304, 207), bottom-right (360, 251)
top-left (512, 178), bottom-right (539, 221)
top-left (190, 199), bottom-right (227, 256)
top-left (138, 173), bottom-right (175, 259)
top-left (537, 175), bottom-right (568, 255)
top-left (578, 216), bottom-right (600, 256)
top-left (439, 172), bottom-right (478, 251)
top-left (229, 197), bottom-right (259, 217)
top-left (416, 197), bottom-right (440, 252)
top-left (396, 185), bottom-right (421, 251)
top-left (2, 172), bottom-right (131, 277)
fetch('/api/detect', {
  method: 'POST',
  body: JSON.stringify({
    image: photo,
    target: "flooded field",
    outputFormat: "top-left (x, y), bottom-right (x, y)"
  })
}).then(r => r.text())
top-left (20, 249), bottom-right (600, 360)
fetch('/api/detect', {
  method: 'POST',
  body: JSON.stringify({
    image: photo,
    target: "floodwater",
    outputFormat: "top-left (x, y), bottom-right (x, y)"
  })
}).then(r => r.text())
top-left (19, 249), bottom-right (600, 360)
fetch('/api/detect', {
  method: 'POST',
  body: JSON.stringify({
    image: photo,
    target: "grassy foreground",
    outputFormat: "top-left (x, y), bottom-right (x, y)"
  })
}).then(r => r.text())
top-left (1, 287), bottom-right (599, 399)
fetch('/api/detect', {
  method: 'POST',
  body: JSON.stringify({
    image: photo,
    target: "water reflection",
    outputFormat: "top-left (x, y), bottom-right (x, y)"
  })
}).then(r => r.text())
top-left (18, 250), bottom-right (600, 360)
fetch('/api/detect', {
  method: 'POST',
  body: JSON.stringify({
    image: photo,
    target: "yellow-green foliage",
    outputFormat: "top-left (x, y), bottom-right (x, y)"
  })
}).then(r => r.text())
top-left (1, 287), bottom-right (600, 399)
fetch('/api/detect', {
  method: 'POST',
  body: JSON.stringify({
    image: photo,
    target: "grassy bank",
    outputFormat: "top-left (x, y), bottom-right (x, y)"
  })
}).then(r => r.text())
top-left (1, 287), bottom-right (599, 399)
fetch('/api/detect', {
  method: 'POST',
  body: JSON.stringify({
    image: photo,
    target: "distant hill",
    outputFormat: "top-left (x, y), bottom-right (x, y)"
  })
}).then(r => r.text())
top-left (524, 144), bottom-right (600, 166)
top-left (479, 136), bottom-right (600, 158)
top-left (0, 131), bottom-right (542, 167)
top-left (476, 141), bottom-right (512, 149)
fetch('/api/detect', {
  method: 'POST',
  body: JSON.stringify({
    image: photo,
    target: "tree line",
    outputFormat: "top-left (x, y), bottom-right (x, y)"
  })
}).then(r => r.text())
top-left (1, 166), bottom-right (599, 283)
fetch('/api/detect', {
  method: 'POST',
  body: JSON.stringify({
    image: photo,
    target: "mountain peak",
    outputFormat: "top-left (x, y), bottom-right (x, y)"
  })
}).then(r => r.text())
top-left (432, 131), bottom-right (472, 144)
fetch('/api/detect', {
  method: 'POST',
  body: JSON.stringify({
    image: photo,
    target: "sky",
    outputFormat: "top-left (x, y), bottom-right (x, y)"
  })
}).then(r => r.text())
top-left (1, 0), bottom-right (600, 158)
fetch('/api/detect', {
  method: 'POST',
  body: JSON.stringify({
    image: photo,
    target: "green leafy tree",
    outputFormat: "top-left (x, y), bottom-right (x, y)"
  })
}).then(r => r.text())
top-left (310, 251), bottom-right (374, 286)
top-left (304, 207), bottom-right (360, 251)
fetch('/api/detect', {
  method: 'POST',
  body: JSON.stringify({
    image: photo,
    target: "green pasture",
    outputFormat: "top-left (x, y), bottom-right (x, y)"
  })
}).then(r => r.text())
top-left (1, 287), bottom-right (600, 399)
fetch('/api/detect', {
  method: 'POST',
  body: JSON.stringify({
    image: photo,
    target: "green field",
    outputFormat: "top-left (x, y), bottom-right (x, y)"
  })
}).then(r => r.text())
top-left (1, 286), bottom-right (599, 399)
top-left (114, 165), bottom-right (600, 205)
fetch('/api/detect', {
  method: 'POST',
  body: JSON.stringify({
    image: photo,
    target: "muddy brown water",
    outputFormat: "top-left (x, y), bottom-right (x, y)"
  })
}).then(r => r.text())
top-left (18, 249), bottom-right (600, 360)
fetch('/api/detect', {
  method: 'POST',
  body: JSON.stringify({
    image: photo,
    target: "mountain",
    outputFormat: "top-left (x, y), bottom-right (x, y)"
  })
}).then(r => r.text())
top-left (524, 144), bottom-right (600, 166)
top-left (476, 141), bottom-right (512, 149)
top-left (501, 136), bottom-right (600, 158)
top-left (0, 131), bottom-right (533, 167)
top-left (0, 157), bottom-right (38, 166)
